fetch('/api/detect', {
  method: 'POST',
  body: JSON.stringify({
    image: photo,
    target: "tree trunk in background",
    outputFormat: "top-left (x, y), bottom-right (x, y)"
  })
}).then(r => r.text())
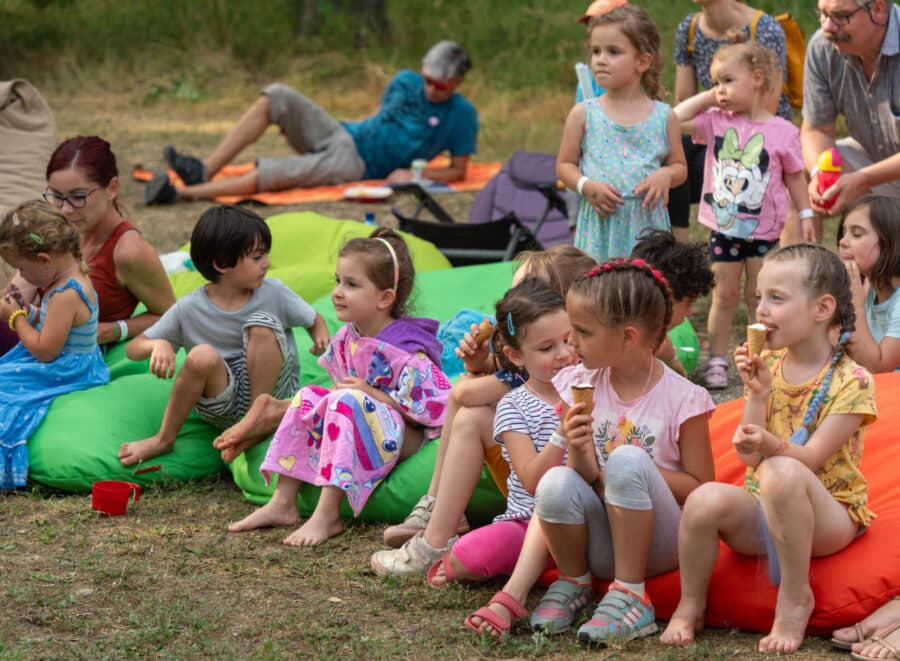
top-left (294, 0), bottom-right (390, 44)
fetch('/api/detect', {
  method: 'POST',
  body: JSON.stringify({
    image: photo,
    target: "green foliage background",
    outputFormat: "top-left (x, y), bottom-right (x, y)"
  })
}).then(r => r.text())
top-left (4, 0), bottom-right (819, 95)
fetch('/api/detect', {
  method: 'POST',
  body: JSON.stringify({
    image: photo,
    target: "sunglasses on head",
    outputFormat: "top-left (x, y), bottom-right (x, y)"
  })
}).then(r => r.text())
top-left (423, 75), bottom-right (454, 91)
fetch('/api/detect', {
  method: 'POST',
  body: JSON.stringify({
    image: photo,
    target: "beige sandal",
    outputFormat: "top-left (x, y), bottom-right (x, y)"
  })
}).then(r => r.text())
top-left (850, 621), bottom-right (900, 661)
top-left (833, 597), bottom-right (900, 651)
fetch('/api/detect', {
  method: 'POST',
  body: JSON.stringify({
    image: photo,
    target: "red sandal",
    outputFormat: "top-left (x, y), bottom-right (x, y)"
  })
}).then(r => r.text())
top-left (464, 590), bottom-right (528, 640)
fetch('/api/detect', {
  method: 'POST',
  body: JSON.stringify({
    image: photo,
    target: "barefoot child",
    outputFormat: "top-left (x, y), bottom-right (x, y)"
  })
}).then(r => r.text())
top-left (674, 39), bottom-right (814, 389)
top-left (371, 279), bottom-right (576, 582)
top-left (0, 201), bottom-right (109, 489)
top-left (228, 228), bottom-right (451, 545)
top-left (466, 259), bottom-right (715, 641)
top-left (558, 5), bottom-right (687, 263)
top-left (369, 245), bottom-right (595, 564)
top-left (661, 244), bottom-right (876, 654)
top-left (118, 205), bottom-right (328, 466)
top-left (837, 196), bottom-right (900, 373)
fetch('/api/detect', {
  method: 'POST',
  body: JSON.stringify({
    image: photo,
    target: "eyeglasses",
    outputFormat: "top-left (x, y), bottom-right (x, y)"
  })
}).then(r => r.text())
top-left (42, 186), bottom-right (101, 209)
top-left (814, 1), bottom-right (872, 26)
top-left (423, 75), bottom-right (454, 91)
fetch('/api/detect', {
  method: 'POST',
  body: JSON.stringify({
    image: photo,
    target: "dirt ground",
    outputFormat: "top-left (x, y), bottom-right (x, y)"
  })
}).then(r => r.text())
top-left (0, 89), bottom-right (839, 660)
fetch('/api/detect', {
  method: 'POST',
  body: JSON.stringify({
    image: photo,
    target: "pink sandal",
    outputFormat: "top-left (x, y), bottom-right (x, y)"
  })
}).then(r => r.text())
top-left (464, 590), bottom-right (528, 640)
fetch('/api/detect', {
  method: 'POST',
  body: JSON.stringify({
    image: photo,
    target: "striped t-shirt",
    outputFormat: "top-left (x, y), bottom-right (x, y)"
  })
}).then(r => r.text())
top-left (492, 386), bottom-right (562, 523)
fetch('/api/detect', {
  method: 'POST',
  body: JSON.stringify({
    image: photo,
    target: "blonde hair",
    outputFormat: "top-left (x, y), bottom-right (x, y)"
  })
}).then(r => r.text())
top-left (0, 200), bottom-right (82, 262)
top-left (588, 5), bottom-right (664, 99)
top-left (712, 39), bottom-right (781, 94)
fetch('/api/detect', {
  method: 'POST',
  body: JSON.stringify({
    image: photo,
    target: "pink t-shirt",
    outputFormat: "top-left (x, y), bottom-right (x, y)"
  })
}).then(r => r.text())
top-left (553, 362), bottom-right (715, 472)
top-left (694, 109), bottom-right (804, 242)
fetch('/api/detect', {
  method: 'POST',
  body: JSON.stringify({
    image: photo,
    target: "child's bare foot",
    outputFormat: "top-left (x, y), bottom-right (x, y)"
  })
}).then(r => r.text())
top-left (833, 597), bottom-right (900, 648)
top-left (758, 585), bottom-right (814, 653)
top-left (227, 500), bottom-right (300, 532)
top-left (428, 552), bottom-right (482, 588)
top-left (660, 598), bottom-right (706, 647)
top-left (119, 435), bottom-right (174, 466)
top-left (282, 511), bottom-right (345, 546)
top-left (214, 394), bottom-right (289, 462)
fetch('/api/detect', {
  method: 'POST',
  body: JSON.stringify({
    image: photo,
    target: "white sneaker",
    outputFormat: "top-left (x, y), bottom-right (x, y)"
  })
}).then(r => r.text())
top-left (370, 531), bottom-right (459, 577)
top-left (382, 495), bottom-right (470, 548)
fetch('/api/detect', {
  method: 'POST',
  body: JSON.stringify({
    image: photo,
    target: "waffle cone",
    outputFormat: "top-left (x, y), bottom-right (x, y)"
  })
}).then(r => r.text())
top-left (747, 325), bottom-right (767, 359)
top-left (473, 318), bottom-right (494, 344)
top-left (571, 385), bottom-right (595, 416)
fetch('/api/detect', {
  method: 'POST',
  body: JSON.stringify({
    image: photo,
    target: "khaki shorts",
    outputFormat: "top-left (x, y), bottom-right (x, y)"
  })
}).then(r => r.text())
top-left (256, 83), bottom-right (365, 191)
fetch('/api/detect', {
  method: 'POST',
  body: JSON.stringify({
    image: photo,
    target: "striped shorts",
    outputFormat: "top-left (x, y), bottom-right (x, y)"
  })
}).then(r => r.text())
top-left (194, 312), bottom-right (299, 429)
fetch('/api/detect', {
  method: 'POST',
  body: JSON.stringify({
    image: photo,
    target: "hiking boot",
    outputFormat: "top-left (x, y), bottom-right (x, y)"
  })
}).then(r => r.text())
top-left (370, 530), bottom-right (458, 577)
top-left (576, 582), bottom-right (658, 645)
top-left (700, 356), bottom-right (729, 390)
top-left (163, 145), bottom-right (206, 186)
top-left (382, 495), bottom-right (470, 548)
top-left (530, 576), bottom-right (595, 634)
top-left (144, 171), bottom-right (177, 206)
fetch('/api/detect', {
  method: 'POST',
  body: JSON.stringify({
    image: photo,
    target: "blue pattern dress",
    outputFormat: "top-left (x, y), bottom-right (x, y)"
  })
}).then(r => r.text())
top-left (575, 98), bottom-right (672, 263)
top-left (0, 279), bottom-right (109, 489)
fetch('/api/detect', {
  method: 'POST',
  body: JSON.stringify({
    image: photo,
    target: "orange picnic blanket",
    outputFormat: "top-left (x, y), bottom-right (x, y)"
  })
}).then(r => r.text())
top-left (132, 157), bottom-right (501, 205)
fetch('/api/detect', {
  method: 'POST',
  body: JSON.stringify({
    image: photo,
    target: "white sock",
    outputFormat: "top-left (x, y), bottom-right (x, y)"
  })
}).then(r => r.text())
top-left (615, 579), bottom-right (645, 597)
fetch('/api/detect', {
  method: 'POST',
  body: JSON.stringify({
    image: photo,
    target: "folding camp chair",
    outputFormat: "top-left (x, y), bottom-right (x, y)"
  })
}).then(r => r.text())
top-left (390, 151), bottom-right (569, 266)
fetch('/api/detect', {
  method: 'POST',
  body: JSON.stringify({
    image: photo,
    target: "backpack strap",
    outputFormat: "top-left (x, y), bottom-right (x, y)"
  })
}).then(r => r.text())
top-left (687, 13), bottom-right (700, 56)
top-left (749, 10), bottom-right (764, 41)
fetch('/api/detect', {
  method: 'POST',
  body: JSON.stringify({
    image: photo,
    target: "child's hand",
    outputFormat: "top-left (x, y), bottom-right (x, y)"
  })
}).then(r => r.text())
top-left (309, 331), bottom-right (330, 356)
top-left (0, 294), bottom-right (22, 320)
top-left (734, 343), bottom-right (772, 394)
top-left (149, 342), bottom-right (176, 379)
top-left (562, 402), bottom-right (593, 451)
top-left (802, 215), bottom-right (823, 243)
top-left (336, 376), bottom-right (375, 397)
top-left (843, 259), bottom-right (870, 312)
top-left (732, 423), bottom-right (770, 455)
top-left (455, 322), bottom-right (493, 374)
top-left (633, 169), bottom-right (672, 208)
top-left (582, 180), bottom-right (624, 217)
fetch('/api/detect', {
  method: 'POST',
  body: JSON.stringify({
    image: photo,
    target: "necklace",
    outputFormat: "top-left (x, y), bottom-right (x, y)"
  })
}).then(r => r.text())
top-left (610, 353), bottom-right (657, 434)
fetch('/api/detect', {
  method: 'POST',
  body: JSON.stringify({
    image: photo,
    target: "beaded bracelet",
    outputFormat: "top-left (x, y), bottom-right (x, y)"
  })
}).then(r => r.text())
top-left (8, 308), bottom-right (27, 331)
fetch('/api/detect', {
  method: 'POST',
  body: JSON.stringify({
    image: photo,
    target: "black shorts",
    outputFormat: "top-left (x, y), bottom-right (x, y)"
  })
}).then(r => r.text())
top-left (709, 231), bottom-right (779, 263)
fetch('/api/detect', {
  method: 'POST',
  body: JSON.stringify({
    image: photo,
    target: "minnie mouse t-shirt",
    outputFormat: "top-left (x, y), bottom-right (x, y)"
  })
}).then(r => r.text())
top-left (694, 109), bottom-right (804, 242)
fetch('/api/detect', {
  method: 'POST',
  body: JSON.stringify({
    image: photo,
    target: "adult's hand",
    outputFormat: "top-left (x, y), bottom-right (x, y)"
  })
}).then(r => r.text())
top-left (813, 170), bottom-right (870, 216)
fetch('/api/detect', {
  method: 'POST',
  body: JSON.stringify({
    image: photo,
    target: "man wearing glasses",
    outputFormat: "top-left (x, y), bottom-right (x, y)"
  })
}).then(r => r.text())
top-left (146, 41), bottom-right (477, 204)
top-left (802, 0), bottom-right (900, 215)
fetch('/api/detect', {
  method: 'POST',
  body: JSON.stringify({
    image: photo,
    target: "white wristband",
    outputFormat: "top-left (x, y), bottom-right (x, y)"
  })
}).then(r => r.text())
top-left (798, 208), bottom-right (816, 220)
top-left (576, 175), bottom-right (589, 195)
top-left (116, 319), bottom-right (129, 341)
top-left (548, 431), bottom-right (567, 449)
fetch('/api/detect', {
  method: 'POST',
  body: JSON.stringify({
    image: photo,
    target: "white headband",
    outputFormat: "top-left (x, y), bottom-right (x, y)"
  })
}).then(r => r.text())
top-left (375, 238), bottom-right (400, 291)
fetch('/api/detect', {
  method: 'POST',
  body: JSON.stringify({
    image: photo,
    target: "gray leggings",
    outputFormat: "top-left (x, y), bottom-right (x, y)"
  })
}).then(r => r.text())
top-left (535, 445), bottom-right (682, 579)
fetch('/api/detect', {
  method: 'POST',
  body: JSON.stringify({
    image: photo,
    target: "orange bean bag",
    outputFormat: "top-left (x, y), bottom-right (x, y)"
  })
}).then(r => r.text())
top-left (540, 372), bottom-right (900, 633)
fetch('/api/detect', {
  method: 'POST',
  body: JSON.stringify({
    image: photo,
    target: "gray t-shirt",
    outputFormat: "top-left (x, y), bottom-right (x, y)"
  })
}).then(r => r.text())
top-left (145, 278), bottom-right (317, 365)
top-left (803, 4), bottom-right (900, 164)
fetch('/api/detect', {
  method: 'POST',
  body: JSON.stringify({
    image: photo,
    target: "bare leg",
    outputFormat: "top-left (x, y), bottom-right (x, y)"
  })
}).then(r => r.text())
top-left (467, 512), bottom-right (550, 635)
top-left (283, 485), bottom-right (346, 546)
top-left (214, 394), bottom-right (290, 461)
top-left (119, 345), bottom-right (228, 466)
top-left (743, 257), bottom-right (764, 326)
top-left (228, 474), bottom-right (302, 532)
top-left (607, 504), bottom-right (652, 583)
top-left (425, 394), bottom-right (460, 496)
top-left (177, 170), bottom-right (260, 201)
top-left (707, 261), bottom-right (743, 358)
top-left (672, 226), bottom-right (689, 243)
top-left (661, 483), bottom-right (764, 647)
top-left (756, 457), bottom-right (858, 654)
top-left (540, 519), bottom-right (589, 578)
top-left (205, 95), bottom-right (273, 177)
top-left (424, 405), bottom-right (494, 549)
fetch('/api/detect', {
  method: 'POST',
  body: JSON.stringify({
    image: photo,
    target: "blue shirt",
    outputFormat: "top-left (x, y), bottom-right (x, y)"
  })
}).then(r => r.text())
top-left (342, 70), bottom-right (479, 179)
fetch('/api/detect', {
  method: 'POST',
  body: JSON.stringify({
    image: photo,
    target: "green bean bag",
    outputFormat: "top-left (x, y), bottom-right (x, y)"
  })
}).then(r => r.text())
top-left (168, 211), bottom-right (451, 299)
top-left (27, 212), bottom-right (450, 492)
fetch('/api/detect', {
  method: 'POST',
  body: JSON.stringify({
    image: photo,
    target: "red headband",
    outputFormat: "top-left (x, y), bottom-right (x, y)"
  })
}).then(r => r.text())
top-left (584, 258), bottom-right (670, 290)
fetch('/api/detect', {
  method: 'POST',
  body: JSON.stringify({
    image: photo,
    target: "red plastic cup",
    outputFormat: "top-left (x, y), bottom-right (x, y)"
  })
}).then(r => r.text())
top-left (91, 480), bottom-right (141, 516)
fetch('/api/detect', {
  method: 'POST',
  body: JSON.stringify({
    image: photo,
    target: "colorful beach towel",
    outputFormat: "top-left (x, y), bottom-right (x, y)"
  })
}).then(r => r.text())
top-left (132, 157), bottom-right (501, 205)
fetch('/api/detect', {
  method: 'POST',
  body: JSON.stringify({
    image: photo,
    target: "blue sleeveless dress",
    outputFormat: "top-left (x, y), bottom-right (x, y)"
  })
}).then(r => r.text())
top-left (575, 98), bottom-right (672, 263)
top-left (0, 279), bottom-right (109, 489)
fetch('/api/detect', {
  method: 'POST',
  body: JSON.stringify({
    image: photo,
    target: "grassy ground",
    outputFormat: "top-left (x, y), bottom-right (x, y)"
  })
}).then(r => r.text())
top-left (2, 37), bottom-right (843, 658)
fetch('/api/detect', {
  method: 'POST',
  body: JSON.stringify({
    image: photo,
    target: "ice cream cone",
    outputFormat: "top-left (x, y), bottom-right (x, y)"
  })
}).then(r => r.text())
top-left (473, 318), bottom-right (494, 345)
top-left (747, 323), bottom-right (768, 377)
top-left (572, 384), bottom-right (595, 416)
